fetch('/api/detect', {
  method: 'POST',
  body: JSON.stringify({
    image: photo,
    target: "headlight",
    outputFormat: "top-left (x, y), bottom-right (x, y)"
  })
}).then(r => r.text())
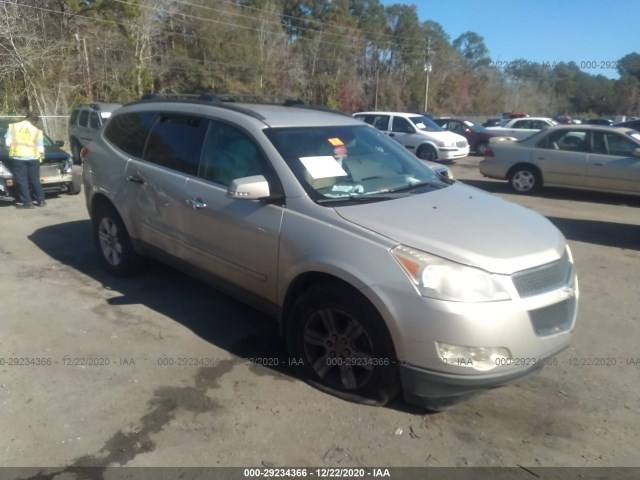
top-left (63, 159), bottom-right (73, 174)
top-left (0, 162), bottom-right (11, 176)
top-left (391, 245), bottom-right (510, 302)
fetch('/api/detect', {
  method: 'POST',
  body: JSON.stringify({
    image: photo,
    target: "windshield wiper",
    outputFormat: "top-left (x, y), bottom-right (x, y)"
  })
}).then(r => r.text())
top-left (317, 194), bottom-right (395, 204)
top-left (387, 181), bottom-right (440, 194)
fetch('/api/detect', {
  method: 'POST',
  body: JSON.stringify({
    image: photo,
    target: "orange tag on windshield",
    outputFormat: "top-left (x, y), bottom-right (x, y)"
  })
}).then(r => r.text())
top-left (328, 137), bottom-right (344, 146)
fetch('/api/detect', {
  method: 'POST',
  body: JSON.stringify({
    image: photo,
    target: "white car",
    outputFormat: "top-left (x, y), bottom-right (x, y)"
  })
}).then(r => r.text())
top-left (486, 117), bottom-right (558, 140)
top-left (353, 111), bottom-right (469, 162)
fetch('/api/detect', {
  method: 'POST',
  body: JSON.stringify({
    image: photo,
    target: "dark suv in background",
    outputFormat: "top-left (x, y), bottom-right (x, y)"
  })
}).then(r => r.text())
top-left (68, 103), bottom-right (121, 163)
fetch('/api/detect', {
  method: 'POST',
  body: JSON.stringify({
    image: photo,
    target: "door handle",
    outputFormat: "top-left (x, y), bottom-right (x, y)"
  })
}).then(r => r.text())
top-left (127, 175), bottom-right (144, 184)
top-left (186, 198), bottom-right (207, 210)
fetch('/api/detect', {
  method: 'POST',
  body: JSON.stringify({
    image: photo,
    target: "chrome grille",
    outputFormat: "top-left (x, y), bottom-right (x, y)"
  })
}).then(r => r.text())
top-left (512, 251), bottom-right (572, 298)
top-left (529, 297), bottom-right (575, 336)
top-left (456, 140), bottom-right (468, 148)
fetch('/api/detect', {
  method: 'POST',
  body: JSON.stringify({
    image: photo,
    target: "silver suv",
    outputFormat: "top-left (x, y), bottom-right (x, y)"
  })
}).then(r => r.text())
top-left (68, 103), bottom-right (122, 163)
top-left (83, 94), bottom-right (578, 410)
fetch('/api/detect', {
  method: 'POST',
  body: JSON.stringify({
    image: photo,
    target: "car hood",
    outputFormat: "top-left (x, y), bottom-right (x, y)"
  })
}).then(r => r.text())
top-left (334, 183), bottom-right (565, 275)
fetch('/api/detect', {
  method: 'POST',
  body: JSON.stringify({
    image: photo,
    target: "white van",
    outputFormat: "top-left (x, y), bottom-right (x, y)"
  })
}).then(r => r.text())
top-left (354, 111), bottom-right (469, 162)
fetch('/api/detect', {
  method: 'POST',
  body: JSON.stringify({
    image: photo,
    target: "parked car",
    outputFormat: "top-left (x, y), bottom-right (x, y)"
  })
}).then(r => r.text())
top-left (433, 118), bottom-right (505, 156)
top-left (485, 117), bottom-right (558, 140)
top-left (353, 111), bottom-right (469, 162)
top-left (615, 119), bottom-right (640, 131)
top-left (482, 118), bottom-right (502, 128)
top-left (0, 118), bottom-right (80, 198)
top-left (68, 103), bottom-right (122, 163)
top-left (83, 94), bottom-right (577, 411)
top-left (480, 125), bottom-right (640, 195)
top-left (583, 118), bottom-right (613, 126)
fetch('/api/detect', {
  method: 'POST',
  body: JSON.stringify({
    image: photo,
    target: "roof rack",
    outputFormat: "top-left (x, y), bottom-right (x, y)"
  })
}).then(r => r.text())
top-left (129, 92), bottom-right (349, 121)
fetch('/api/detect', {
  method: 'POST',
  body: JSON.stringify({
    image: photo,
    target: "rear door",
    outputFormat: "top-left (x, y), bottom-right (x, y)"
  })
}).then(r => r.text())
top-left (586, 131), bottom-right (640, 193)
top-left (121, 113), bottom-right (208, 257)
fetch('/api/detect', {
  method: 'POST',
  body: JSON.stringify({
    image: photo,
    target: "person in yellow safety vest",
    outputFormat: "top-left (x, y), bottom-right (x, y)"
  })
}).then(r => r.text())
top-left (4, 111), bottom-right (46, 209)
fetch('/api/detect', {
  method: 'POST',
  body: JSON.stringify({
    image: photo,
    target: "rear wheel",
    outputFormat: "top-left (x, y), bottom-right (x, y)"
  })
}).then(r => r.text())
top-left (417, 144), bottom-right (437, 162)
top-left (68, 169), bottom-right (82, 195)
top-left (71, 140), bottom-right (82, 165)
top-left (92, 203), bottom-right (145, 276)
top-left (509, 165), bottom-right (541, 194)
top-left (475, 142), bottom-right (488, 156)
top-left (288, 283), bottom-right (399, 406)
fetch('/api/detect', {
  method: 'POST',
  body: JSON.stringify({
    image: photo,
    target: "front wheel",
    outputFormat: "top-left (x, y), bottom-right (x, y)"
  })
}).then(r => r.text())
top-left (288, 283), bottom-right (399, 406)
top-left (416, 144), bottom-right (437, 162)
top-left (92, 203), bottom-right (145, 276)
top-left (509, 166), bottom-right (541, 194)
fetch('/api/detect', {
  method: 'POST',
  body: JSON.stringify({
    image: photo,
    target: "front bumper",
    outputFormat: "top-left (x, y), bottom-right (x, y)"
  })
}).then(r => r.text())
top-left (399, 350), bottom-right (557, 410)
top-left (438, 146), bottom-right (470, 160)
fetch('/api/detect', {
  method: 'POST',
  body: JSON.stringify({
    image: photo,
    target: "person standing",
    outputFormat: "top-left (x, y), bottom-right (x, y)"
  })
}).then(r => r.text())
top-left (4, 111), bottom-right (46, 208)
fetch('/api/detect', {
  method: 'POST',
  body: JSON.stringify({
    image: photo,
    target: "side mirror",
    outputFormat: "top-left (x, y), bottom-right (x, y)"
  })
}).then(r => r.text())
top-left (55, 140), bottom-right (65, 147)
top-left (633, 148), bottom-right (640, 158)
top-left (226, 175), bottom-right (270, 200)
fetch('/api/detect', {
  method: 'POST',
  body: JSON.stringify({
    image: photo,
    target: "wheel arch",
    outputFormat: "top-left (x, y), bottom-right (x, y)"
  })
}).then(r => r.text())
top-left (280, 272), bottom-right (394, 353)
top-left (507, 162), bottom-right (543, 182)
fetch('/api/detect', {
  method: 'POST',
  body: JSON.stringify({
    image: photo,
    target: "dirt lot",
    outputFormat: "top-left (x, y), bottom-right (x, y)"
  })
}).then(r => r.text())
top-left (1, 160), bottom-right (639, 476)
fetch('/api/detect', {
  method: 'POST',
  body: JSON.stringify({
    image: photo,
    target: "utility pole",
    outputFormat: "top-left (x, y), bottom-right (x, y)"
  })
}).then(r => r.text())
top-left (424, 36), bottom-right (433, 113)
top-left (75, 34), bottom-right (93, 101)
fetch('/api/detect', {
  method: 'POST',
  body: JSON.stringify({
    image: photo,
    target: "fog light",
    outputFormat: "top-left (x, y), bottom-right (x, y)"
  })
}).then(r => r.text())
top-left (436, 342), bottom-right (511, 372)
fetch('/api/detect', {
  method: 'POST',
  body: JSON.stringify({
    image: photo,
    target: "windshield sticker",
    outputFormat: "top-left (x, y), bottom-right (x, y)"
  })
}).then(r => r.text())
top-left (328, 137), bottom-right (344, 146)
top-left (300, 156), bottom-right (348, 179)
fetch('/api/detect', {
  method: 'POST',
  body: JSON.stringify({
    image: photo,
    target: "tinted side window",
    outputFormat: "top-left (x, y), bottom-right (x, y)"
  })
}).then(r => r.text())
top-left (143, 114), bottom-right (209, 175)
top-left (89, 112), bottom-right (100, 129)
top-left (78, 110), bottom-right (89, 127)
top-left (69, 110), bottom-right (79, 125)
top-left (392, 117), bottom-right (414, 133)
top-left (198, 122), bottom-right (269, 186)
top-left (103, 112), bottom-right (156, 158)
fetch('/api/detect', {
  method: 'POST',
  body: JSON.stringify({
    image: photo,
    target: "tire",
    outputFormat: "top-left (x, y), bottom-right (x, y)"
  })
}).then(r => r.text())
top-left (68, 169), bottom-right (82, 195)
top-left (508, 165), bottom-right (542, 194)
top-left (416, 144), bottom-right (437, 162)
top-left (475, 142), bottom-right (488, 156)
top-left (71, 140), bottom-right (82, 165)
top-left (288, 283), bottom-right (399, 406)
top-left (92, 203), bottom-right (145, 276)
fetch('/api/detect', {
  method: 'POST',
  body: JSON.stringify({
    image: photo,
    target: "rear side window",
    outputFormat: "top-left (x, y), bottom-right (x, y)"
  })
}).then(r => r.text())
top-left (89, 112), bottom-right (100, 129)
top-left (69, 110), bottom-right (79, 125)
top-left (78, 110), bottom-right (89, 127)
top-left (103, 112), bottom-right (156, 158)
top-left (143, 114), bottom-right (209, 175)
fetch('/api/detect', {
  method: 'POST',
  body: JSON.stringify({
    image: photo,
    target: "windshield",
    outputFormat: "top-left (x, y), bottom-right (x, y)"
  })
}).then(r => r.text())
top-left (408, 115), bottom-right (444, 132)
top-left (264, 124), bottom-right (448, 204)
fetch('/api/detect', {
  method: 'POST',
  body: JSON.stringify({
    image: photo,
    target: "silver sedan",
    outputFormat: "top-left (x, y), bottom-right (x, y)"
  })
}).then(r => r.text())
top-left (479, 125), bottom-right (640, 195)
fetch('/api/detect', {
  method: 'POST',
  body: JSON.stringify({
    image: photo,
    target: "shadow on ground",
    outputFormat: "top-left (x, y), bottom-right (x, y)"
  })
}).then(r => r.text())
top-left (27, 219), bottom-right (419, 414)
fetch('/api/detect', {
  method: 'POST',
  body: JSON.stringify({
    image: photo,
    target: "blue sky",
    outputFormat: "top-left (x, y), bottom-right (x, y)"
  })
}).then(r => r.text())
top-left (388, 0), bottom-right (639, 79)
